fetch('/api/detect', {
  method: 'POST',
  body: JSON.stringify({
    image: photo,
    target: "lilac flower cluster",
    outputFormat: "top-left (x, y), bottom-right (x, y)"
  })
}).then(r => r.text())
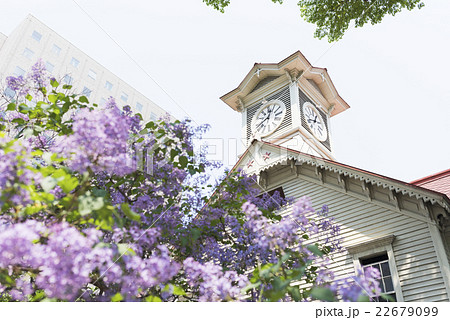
top-left (52, 102), bottom-right (134, 176)
top-left (119, 245), bottom-right (180, 299)
top-left (0, 219), bottom-right (183, 301)
top-left (331, 267), bottom-right (382, 302)
top-left (183, 257), bottom-right (248, 301)
top-left (0, 135), bottom-right (40, 207)
top-left (5, 59), bottom-right (49, 98)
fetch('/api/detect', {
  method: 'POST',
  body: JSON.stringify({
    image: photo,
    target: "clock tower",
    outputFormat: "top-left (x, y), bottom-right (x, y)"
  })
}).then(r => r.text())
top-left (220, 51), bottom-right (350, 160)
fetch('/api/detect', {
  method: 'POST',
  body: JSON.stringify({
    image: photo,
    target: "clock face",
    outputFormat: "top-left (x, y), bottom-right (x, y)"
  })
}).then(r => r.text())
top-left (252, 101), bottom-right (286, 137)
top-left (302, 102), bottom-right (328, 142)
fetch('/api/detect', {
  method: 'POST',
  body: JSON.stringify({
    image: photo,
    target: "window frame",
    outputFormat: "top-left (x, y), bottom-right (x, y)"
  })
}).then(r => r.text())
top-left (32, 30), bottom-right (42, 42)
top-left (45, 61), bottom-right (55, 73)
top-left (347, 235), bottom-right (404, 302)
top-left (22, 48), bottom-right (34, 60)
top-left (52, 44), bottom-right (61, 56)
top-left (88, 69), bottom-right (97, 80)
top-left (120, 92), bottom-right (128, 102)
top-left (70, 57), bottom-right (80, 68)
top-left (104, 81), bottom-right (113, 91)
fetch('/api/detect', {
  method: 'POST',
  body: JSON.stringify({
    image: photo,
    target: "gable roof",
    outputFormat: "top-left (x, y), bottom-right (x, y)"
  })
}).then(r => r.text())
top-left (220, 51), bottom-right (350, 116)
top-left (411, 169), bottom-right (450, 198)
top-left (233, 140), bottom-right (450, 212)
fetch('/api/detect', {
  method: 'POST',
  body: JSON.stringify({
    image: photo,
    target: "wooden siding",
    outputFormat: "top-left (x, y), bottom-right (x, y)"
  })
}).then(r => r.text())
top-left (271, 165), bottom-right (449, 302)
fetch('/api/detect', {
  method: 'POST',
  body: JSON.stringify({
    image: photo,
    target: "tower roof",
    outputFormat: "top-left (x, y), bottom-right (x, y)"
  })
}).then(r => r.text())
top-left (220, 51), bottom-right (350, 116)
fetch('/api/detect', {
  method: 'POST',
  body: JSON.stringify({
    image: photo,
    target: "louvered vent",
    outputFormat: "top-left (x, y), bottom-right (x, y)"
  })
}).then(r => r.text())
top-left (250, 76), bottom-right (279, 93)
top-left (246, 86), bottom-right (291, 141)
top-left (299, 88), bottom-right (331, 151)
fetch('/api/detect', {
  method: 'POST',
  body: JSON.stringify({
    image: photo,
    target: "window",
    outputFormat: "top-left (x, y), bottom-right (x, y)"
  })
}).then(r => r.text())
top-left (32, 30), bottom-right (42, 42)
top-left (88, 69), bottom-right (97, 80)
top-left (81, 87), bottom-right (92, 98)
top-left (150, 112), bottom-right (157, 121)
top-left (45, 61), bottom-right (55, 73)
top-left (70, 57), bottom-right (80, 68)
top-left (360, 254), bottom-right (396, 302)
top-left (63, 75), bottom-right (73, 85)
top-left (104, 81), bottom-right (113, 91)
top-left (347, 235), bottom-right (403, 302)
top-left (136, 102), bottom-right (143, 112)
top-left (52, 44), bottom-right (61, 56)
top-left (13, 66), bottom-right (26, 77)
top-left (4, 87), bottom-right (15, 99)
top-left (99, 98), bottom-right (106, 106)
top-left (22, 48), bottom-right (34, 59)
top-left (120, 92), bottom-right (128, 102)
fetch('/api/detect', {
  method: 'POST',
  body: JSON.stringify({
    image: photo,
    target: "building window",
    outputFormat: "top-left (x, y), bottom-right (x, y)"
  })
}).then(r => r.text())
top-left (52, 44), bottom-right (61, 56)
top-left (100, 98), bottom-right (106, 107)
top-left (150, 112), bottom-right (157, 121)
top-left (120, 92), bottom-right (128, 102)
top-left (22, 48), bottom-right (34, 60)
top-left (63, 75), bottom-right (73, 85)
top-left (4, 87), bottom-right (15, 99)
top-left (32, 31), bottom-right (42, 42)
top-left (70, 57), bottom-right (80, 68)
top-left (347, 235), bottom-right (403, 302)
top-left (45, 61), bottom-right (55, 73)
top-left (136, 102), bottom-right (143, 112)
top-left (360, 254), bottom-right (396, 302)
top-left (104, 81), bottom-right (113, 91)
top-left (81, 87), bottom-right (92, 98)
top-left (13, 66), bottom-right (26, 77)
top-left (88, 69), bottom-right (97, 80)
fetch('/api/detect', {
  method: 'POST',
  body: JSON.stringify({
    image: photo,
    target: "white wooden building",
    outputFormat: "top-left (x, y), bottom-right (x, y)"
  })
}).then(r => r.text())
top-left (220, 51), bottom-right (450, 302)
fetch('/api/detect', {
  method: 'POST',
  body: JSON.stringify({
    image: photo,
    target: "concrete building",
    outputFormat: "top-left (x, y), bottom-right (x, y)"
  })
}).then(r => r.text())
top-left (0, 15), bottom-right (167, 122)
top-left (221, 51), bottom-right (450, 301)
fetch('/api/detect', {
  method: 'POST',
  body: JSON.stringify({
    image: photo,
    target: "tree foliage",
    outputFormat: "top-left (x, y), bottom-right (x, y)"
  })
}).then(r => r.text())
top-left (203, 0), bottom-right (425, 42)
top-left (0, 61), bottom-right (383, 301)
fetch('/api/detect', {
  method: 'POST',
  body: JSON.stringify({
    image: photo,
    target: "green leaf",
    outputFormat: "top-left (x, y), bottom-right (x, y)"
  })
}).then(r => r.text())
top-left (0, 272), bottom-right (15, 286)
top-left (173, 286), bottom-right (186, 296)
top-left (79, 96), bottom-right (89, 103)
top-left (57, 175), bottom-right (79, 194)
top-left (145, 295), bottom-right (162, 302)
top-left (50, 78), bottom-right (59, 87)
top-left (170, 148), bottom-right (178, 160)
top-left (357, 295), bottom-right (370, 302)
top-left (121, 203), bottom-right (141, 222)
top-left (40, 176), bottom-right (58, 193)
top-left (111, 293), bottom-right (123, 302)
top-left (6, 103), bottom-right (16, 111)
top-left (48, 94), bottom-right (58, 103)
top-left (311, 287), bottom-right (335, 302)
top-left (117, 243), bottom-right (136, 256)
top-left (307, 244), bottom-right (324, 257)
top-left (179, 155), bottom-right (188, 168)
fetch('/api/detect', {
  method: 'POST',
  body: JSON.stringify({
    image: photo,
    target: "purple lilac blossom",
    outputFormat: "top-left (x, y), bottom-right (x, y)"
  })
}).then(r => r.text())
top-left (52, 103), bottom-right (134, 176)
top-left (183, 257), bottom-right (248, 301)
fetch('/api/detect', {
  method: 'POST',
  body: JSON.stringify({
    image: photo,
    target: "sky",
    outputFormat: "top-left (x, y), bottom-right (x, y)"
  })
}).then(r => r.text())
top-left (0, 0), bottom-right (449, 182)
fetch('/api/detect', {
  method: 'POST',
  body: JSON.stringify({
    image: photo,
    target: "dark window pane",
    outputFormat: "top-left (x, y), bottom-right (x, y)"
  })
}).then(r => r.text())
top-left (361, 253), bottom-right (388, 265)
top-left (381, 262), bottom-right (391, 276)
top-left (384, 276), bottom-right (394, 292)
top-left (372, 264), bottom-right (381, 274)
top-left (378, 278), bottom-right (385, 292)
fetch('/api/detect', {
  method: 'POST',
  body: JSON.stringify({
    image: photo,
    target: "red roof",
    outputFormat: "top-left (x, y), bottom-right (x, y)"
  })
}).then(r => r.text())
top-left (410, 169), bottom-right (450, 198)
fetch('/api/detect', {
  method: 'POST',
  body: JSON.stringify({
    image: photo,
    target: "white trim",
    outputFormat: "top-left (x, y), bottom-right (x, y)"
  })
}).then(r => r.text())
top-left (428, 223), bottom-right (450, 300)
